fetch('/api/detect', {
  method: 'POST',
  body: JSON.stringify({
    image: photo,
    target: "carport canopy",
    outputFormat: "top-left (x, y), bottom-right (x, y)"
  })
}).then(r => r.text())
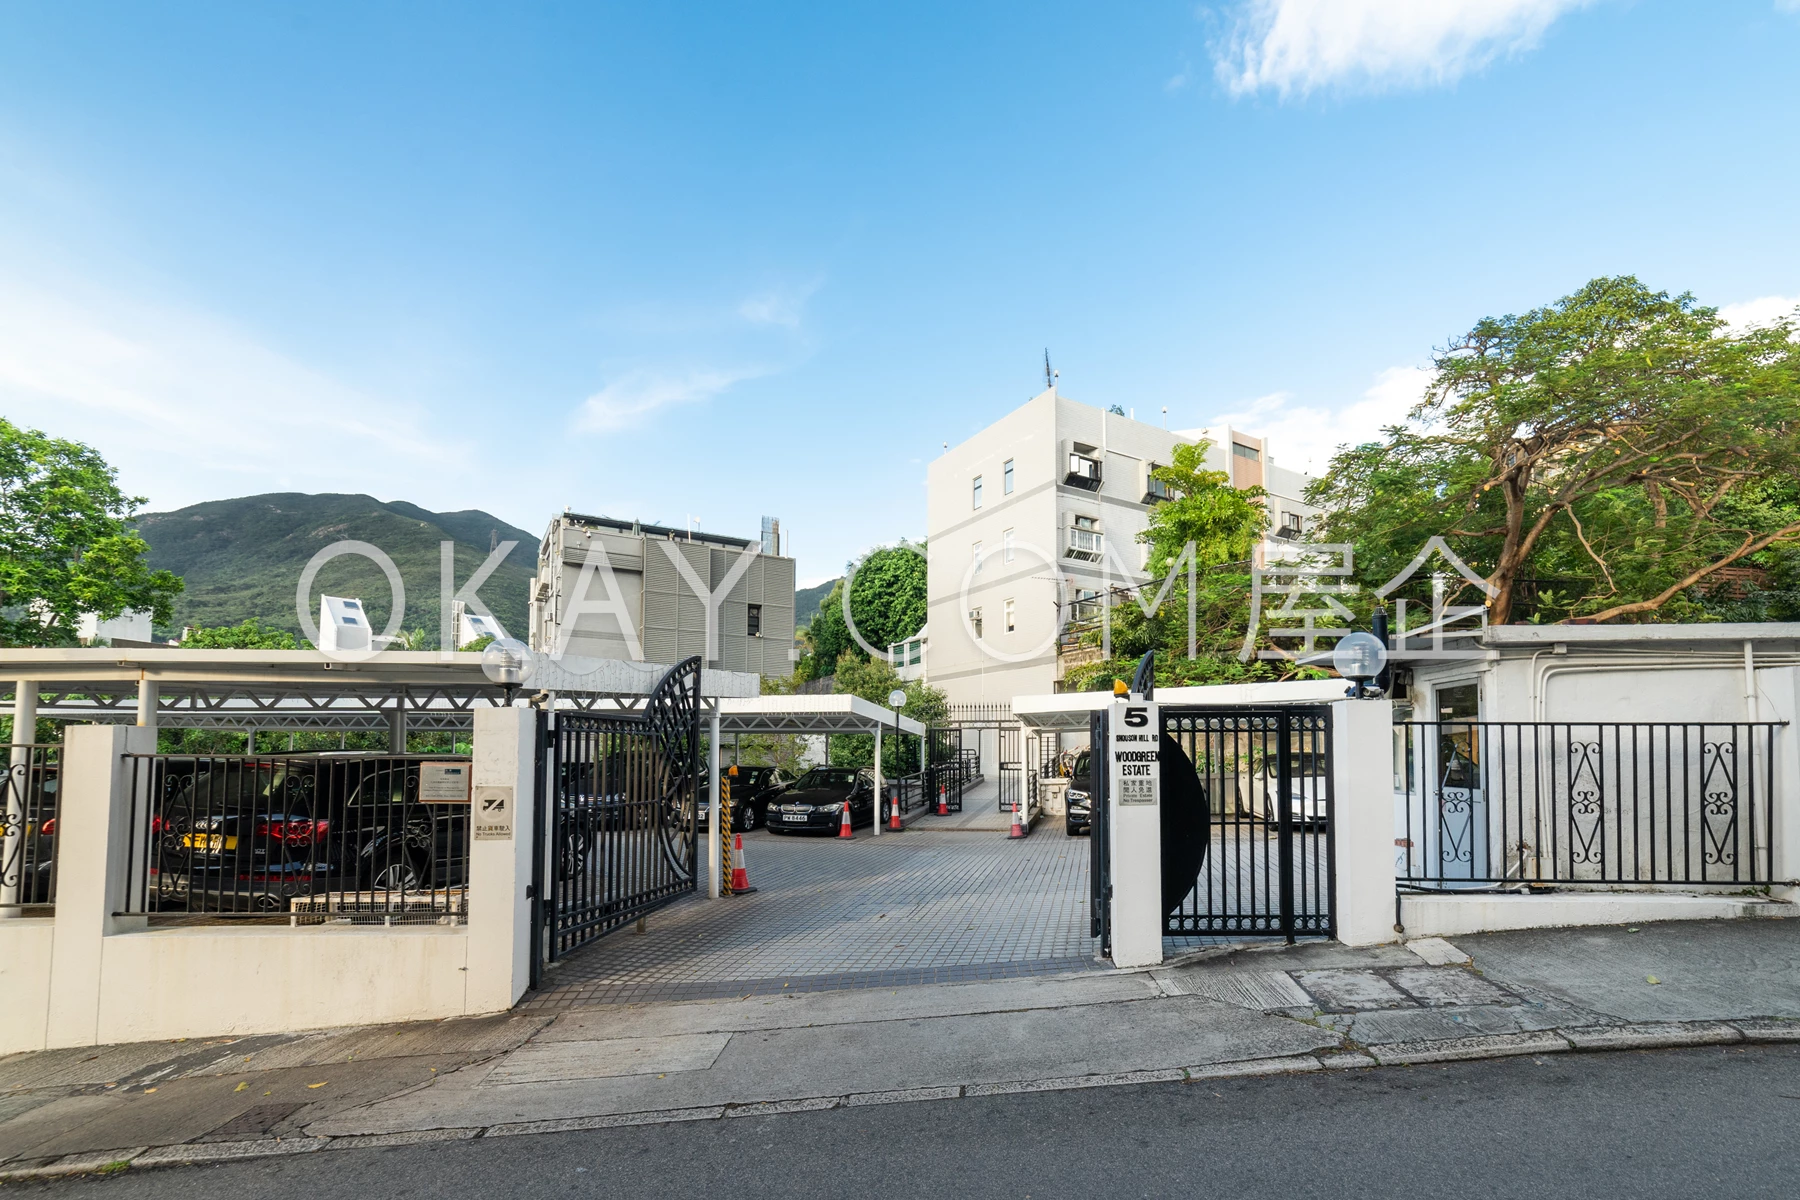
top-left (717, 694), bottom-right (926, 739)
top-left (1011, 679), bottom-right (1350, 731)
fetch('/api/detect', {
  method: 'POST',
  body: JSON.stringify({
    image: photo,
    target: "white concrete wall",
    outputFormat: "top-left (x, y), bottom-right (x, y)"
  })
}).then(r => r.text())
top-left (0, 714), bottom-right (538, 1056)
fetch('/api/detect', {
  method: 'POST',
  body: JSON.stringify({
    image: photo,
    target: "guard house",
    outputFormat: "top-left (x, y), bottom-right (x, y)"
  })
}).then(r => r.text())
top-left (530, 513), bottom-right (796, 676)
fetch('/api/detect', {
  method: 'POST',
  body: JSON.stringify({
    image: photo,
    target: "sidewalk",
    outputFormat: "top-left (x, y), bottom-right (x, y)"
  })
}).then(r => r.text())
top-left (1, 917), bottom-right (1794, 1178)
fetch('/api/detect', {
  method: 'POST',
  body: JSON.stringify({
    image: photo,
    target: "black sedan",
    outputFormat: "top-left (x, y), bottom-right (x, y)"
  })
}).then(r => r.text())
top-left (765, 767), bottom-right (876, 835)
top-left (699, 765), bottom-right (788, 832)
top-left (1065, 750), bottom-right (1093, 837)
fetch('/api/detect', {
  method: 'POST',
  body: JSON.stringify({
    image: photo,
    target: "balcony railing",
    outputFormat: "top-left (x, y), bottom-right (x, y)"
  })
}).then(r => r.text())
top-left (1065, 453), bottom-right (1102, 491)
top-left (1066, 528), bottom-right (1104, 561)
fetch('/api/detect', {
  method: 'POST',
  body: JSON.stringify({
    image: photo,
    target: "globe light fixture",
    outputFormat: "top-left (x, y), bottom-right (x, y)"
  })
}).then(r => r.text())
top-left (482, 637), bottom-right (536, 703)
top-left (888, 688), bottom-right (908, 708)
top-left (1332, 631), bottom-right (1388, 698)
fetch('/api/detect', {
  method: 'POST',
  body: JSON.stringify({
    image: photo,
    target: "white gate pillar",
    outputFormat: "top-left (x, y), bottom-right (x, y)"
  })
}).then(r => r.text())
top-left (1332, 697), bottom-right (1397, 946)
top-left (469, 707), bottom-right (534, 1012)
top-left (1107, 697), bottom-right (1162, 968)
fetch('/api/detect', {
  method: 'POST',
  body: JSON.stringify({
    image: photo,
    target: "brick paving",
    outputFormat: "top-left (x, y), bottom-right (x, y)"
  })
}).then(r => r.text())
top-left (525, 827), bottom-right (1101, 1009)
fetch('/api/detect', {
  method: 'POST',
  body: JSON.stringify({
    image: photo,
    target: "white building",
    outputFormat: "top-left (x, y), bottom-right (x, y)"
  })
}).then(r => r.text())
top-left (530, 513), bottom-right (796, 676)
top-left (76, 609), bottom-right (154, 647)
top-left (923, 388), bottom-right (1316, 705)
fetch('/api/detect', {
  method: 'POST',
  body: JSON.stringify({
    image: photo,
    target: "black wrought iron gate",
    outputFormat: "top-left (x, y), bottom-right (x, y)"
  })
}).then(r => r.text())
top-left (1090, 704), bottom-right (1336, 950)
top-left (531, 657), bottom-right (702, 983)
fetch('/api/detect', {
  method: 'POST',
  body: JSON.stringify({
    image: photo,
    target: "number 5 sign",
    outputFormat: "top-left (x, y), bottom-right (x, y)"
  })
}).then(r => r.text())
top-left (1110, 701), bottom-right (1160, 806)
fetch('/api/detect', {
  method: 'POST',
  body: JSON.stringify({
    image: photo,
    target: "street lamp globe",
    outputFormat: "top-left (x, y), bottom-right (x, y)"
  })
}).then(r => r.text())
top-left (1332, 631), bottom-right (1387, 684)
top-left (887, 688), bottom-right (908, 709)
top-left (482, 638), bottom-right (536, 694)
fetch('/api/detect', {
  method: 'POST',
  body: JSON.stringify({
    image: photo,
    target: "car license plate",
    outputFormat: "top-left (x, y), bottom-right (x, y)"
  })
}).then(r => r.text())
top-left (182, 834), bottom-right (236, 852)
top-left (782, 813), bottom-right (808, 822)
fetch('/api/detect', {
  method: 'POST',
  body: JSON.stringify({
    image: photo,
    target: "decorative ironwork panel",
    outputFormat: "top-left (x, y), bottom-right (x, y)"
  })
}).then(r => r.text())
top-left (1, 744), bottom-right (60, 909)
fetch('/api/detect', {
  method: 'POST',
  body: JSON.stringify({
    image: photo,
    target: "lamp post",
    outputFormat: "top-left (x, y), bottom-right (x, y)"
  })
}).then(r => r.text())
top-left (888, 688), bottom-right (907, 830)
top-left (480, 638), bottom-right (536, 705)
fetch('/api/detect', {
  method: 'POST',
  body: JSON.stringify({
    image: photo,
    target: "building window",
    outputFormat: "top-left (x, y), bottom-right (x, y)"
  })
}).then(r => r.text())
top-left (973, 475), bottom-right (983, 509)
top-left (970, 607), bottom-right (984, 639)
top-left (1071, 589), bottom-right (1102, 621)
top-left (1002, 528), bottom-right (1015, 563)
top-left (747, 603), bottom-right (762, 636)
top-left (1232, 442), bottom-right (1261, 462)
top-left (972, 541), bottom-right (983, 574)
top-left (1066, 513), bottom-right (1102, 562)
top-left (1277, 512), bottom-right (1303, 540)
top-left (1003, 458), bottom-right (1014, 494)
top-left (1003, 598), bottom-right (1016, 633)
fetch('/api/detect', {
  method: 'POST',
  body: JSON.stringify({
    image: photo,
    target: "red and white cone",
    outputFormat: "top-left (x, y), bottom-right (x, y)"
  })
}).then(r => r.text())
top-left (888, 789), bottom-right (904, 832)
top-left (936, 785), bottom-right (948, 816)
top-left (838, 802), bottom-right (854, 839)
top-left (1007, 792), bottom-right (1026, 839)
top-left (730, 833), bottom-right (755, 893)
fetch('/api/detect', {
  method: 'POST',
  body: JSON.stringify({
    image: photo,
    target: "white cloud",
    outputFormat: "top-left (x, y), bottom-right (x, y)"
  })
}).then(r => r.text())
top-left (737, 279), bottom-right (821, 330)
top-left (0, 276), bottom-right (474, 511)
top-left (1718, 294), bottom-right (1800, 332)
top-left (575, 367), bottom-right (761, 433)
top-left (1199, 365), bottom-right (1432, 475)
top-left (1215, 0), bottom-right (1592, 98)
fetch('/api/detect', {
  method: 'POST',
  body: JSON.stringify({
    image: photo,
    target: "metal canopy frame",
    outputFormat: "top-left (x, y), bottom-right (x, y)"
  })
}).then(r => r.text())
top-left (0, 648), bottom-right (760, 733)
top-left (714, 696), bottom-right (927, 739)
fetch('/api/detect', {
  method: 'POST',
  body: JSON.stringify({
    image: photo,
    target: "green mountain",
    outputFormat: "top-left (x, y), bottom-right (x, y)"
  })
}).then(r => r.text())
top-left (137, 494), bottom-right (540, 642)
top-left (795, 577), bottom-right (839, 630)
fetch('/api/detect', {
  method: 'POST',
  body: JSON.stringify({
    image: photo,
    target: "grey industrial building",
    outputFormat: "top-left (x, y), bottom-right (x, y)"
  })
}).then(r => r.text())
top-left (529, 513), bottom-right (796, 677)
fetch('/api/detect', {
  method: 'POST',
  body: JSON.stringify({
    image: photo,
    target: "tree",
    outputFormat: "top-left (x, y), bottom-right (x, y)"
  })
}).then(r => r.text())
top-left (798, 543), bottom-right (927, 680)
top-left (180, 619), bottom-right (298, 649)
top-left (1139, 441), bottom-right (1268, 575)
top-left (0, 419), bottom-right (183, 646)
top-left (824, 651), bottom-right (948, 776)
top-left (1309, 278), bottom-right (1800, 624)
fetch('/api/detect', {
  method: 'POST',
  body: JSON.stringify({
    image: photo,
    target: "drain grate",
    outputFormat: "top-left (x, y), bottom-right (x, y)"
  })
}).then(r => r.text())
top-left (199, 1103), bottom-right (306, 1142)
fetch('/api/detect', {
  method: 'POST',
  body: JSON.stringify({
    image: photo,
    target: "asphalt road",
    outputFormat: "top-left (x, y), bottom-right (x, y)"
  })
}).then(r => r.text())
top-left (14, 1045), bottom-right (1800, 1200)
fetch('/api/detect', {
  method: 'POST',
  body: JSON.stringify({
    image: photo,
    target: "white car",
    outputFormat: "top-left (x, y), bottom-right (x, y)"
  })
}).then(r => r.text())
top-left (1245, 752), bottom-right (1330, 828)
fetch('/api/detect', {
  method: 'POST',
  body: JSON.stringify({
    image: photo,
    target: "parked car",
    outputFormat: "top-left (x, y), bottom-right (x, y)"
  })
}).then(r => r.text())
top-left (1244, 751), bottom-right (1331, 828)
top-left (153, 757), bottom-right (467, 911)
top-left (1064, 750), bottom-right (1093, 837)
top-left (698, 765), bottom-right (787, 832)
top-left (766, 767), bottom-right (876, 835)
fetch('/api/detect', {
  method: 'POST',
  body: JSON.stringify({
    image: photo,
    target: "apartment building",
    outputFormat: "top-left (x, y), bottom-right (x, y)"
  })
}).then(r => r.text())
top-left (921, 388), bottom-right (1316, 704)
top-left (529, 512), bottom-right (796, 676)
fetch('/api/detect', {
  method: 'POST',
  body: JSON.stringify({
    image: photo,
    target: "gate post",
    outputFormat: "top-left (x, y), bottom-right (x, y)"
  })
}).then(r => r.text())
top-left (469, 707), bottom-right (536, 1012)
top-left (1331, 697), bottom-right (1397, 947)
top-left (1107, 697), bottom-right (1163, 968)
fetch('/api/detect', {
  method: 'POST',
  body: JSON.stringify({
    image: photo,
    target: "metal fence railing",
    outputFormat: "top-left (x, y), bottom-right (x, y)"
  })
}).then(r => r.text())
top-left (1, 744), bottom-right (60, 910)
top-left (122, 754), bottom-right (471, 923)
top-left (1395, 722), bottom-right (1781, 889)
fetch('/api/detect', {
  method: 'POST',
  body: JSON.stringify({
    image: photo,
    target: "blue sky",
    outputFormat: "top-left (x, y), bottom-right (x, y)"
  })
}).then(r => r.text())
top-left (2, 1), bottom-right (1797, 585)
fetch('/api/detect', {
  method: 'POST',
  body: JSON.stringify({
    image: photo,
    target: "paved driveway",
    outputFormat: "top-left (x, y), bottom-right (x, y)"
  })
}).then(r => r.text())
top-left (525, 828), bottom-right (1099, 1009)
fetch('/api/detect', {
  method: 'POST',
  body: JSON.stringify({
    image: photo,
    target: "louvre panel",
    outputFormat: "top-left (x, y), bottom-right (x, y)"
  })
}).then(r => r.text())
top-left (722, 631), bottom-right (749, 671)
top-left (762, 602), bottom-right (794, 642)
top-left (645, 542), bottom-right (681, 595)
top-left (644, 627), bottom-right (679, 662)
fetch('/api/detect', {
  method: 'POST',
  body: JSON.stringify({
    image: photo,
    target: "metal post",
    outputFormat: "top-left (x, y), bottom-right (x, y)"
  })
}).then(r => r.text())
top-left (708, 703), bottom-right (721, 897)
top-left (2, 680), bottom-right (36, 911)
top-left (1277, 708), bottom-right (1296, 944)
top-left (135, 676), bottom-right (159, 732)
top-left (872, 723), bottom-right (883, 836)
top-left (389, 702), bottom-right (406, 753)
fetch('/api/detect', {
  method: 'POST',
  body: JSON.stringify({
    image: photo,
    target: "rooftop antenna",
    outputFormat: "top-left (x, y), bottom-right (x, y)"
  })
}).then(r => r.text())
top-left (1161, 406), bottom-right (1168, 429)
top-left (1044, 350), bottom-right (1059, 393)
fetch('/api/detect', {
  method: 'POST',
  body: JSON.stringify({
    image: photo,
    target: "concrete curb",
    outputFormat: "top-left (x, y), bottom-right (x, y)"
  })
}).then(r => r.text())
top-left (3, 1018), bottom-right (1794, 1181)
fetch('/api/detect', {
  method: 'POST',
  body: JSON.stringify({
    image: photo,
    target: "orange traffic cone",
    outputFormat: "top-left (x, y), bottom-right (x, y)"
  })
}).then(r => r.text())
top-left (730, 833), bottom-right (755, 893)
top-left (888, 789), bottom-right (904, 831)
top-left (1007, 792), bottom-right (1026, 839)
top-left (936, 785), bottom-right (948, 816)
top-left (838, 802), bottom-right (854, 839)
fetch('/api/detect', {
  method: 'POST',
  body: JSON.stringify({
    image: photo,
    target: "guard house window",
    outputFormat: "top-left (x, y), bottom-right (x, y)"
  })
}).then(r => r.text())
top-left (1002, 528), bottom-right (1015, 563)
top-left (747, 603), bottom-right (762, 636)
top-left (1003, 458), bottom-right (1015, 494)
top-left (972, 475), bottom-right (983, 509)
top-left (1004, 598), bottom-right (1016, 633)
top-left (970, 607), bottom-right (984, 639)
top-left (972, 541), bottom-right (983, 574)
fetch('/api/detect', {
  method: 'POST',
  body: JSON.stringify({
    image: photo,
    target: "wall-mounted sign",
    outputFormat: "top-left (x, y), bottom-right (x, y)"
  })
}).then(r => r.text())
top-left (473, 785), bottom-right (514, 840)
top-left (1110, 701), bottom-right (1160, 806)
top-left (419, 762), bottom-right (471, 803)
